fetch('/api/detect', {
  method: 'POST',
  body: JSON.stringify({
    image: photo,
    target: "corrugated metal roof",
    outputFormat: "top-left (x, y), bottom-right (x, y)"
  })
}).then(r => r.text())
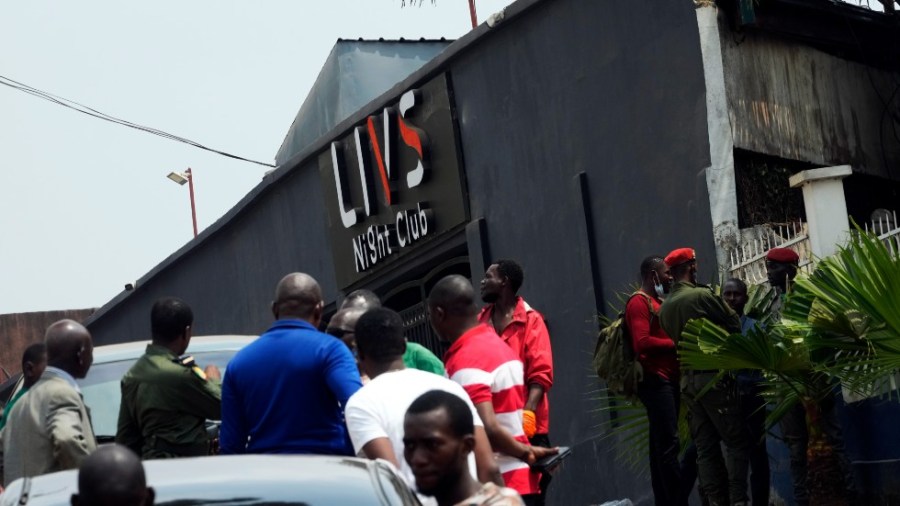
top-left (274, 38), bottom-right (453, 165)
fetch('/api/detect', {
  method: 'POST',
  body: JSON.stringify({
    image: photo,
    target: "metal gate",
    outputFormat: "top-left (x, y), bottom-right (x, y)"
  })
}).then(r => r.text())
top-left (384, 256), bottom-right (471, 357)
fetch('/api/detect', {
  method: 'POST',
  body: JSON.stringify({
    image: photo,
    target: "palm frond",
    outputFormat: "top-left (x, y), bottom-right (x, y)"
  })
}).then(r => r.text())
top-left (783, 227), bottom-right (900, 395)
top-left (679, 318), bottom-right (810, 374)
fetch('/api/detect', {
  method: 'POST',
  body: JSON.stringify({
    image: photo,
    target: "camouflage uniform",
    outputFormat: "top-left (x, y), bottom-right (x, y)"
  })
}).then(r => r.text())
top-left (116, 344), bottom-right (221, 459)
top-left (659, 281), bottom-right (750, 506)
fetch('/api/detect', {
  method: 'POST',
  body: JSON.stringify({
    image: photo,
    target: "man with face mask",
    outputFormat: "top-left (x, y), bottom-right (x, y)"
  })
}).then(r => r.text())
top-left (658, 248), bottom-right (749, 506)
top-left (624, 256), bottom-right (681, 506)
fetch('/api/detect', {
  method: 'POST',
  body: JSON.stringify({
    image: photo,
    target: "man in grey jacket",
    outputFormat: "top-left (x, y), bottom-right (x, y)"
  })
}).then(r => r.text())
top-left (2, 319), bottom-right (97, 486)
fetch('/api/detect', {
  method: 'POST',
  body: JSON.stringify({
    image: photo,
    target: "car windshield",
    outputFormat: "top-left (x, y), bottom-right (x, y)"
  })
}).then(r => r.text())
top-left (79, 350), bottom-right (239, 438)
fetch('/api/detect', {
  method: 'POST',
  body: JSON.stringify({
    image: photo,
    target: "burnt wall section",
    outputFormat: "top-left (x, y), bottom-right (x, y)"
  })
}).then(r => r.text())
top-left (86, 161), bottom-right (338, 346)
top-left (450, 0), bottom-right (713, 503)
top-left (721, 21), bottom-right (900, 180)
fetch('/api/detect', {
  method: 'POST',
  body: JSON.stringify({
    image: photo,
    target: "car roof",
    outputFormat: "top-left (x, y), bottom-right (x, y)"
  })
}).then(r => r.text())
top-left (91, 335), bottom-right (257, 363)
top-left (0, 455), bottom-right (415, 505)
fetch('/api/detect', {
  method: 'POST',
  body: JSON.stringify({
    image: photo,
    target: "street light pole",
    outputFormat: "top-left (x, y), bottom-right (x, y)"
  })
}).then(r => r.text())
top-left (185, 168), bottom-right (198, 238)
top-left (166, 168), bottom-right (199, 238)
top-left (468, 0), bottom-right (477, 28)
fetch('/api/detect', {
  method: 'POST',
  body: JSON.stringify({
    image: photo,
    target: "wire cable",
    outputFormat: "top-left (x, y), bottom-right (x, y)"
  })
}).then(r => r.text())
top-left (0, 74), bottom-right (276, 168)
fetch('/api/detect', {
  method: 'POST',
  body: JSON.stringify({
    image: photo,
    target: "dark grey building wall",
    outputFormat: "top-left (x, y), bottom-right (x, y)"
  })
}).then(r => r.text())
top-left (450, 0), bottom-right (713, 504)
top-left (86, 160), bottom-right (339, 345)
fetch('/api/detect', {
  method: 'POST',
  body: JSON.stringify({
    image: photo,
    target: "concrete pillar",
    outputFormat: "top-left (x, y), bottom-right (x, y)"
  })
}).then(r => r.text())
top-left (696, 6), bottom-right (740, 276)
top-left (788, 165), bottom-right (852, 259)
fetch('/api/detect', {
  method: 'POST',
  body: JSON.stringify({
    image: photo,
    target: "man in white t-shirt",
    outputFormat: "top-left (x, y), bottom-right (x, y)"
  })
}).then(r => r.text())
top-left (345, 307), bottom-right (502, 493)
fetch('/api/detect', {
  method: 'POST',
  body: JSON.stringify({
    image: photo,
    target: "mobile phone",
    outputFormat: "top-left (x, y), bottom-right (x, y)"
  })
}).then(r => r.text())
top-left (531, 446), bottom-right (571, 472)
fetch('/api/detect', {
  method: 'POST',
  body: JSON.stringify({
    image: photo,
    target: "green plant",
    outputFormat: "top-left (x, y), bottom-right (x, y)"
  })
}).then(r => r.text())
top-left (784, 228), bottom-right (900, 397)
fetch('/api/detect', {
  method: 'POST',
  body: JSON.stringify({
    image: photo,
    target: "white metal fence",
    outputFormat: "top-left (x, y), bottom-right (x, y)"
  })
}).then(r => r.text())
top-left (730, 210), bottom-right (899, 287)
top-left (863, 209), bottom-right (900, 256)
top-left (728, 221), bottom-right (813, 286)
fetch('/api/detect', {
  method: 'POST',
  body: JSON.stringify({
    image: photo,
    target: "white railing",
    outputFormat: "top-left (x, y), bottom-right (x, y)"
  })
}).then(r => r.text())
top-left (728, 221), bottom-right (813, 286)
top-left (863, 209), bottom-right (900, 256)
top-left (731, 211), bottom-right (899, 287)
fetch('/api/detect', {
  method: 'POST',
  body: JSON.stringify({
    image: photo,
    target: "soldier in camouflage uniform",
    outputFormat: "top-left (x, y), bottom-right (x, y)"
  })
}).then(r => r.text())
top-left (657, 248), bottom-right (750, 506)
top-left (116, 297), bottom-right (222, 459)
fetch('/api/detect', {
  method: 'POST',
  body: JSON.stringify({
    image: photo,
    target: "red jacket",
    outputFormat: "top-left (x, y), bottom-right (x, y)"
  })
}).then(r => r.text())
top-left (478, 297), bottom-right (554, 434)
top-left (624, 291), bottom-right (678, 381)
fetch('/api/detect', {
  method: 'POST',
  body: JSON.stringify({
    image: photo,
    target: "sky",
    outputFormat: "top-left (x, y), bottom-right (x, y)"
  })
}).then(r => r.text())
top-left (0, 0), bottom-right (516, 314)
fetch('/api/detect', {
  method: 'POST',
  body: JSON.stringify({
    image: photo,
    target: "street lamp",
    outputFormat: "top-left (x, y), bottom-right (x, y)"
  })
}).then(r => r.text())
top-left (166, 168), bottom-right (198, 238)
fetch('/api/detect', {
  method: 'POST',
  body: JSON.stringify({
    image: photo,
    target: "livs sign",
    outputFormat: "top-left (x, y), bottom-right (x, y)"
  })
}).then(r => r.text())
top-left (319, 74), bottom-right (468, 288)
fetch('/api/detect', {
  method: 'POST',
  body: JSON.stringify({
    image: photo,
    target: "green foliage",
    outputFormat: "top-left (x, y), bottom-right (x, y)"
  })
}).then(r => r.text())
top-left (595, 391), bottom-right (650, 473)
top-left (679, 317), bottom-right (812, 428)
top-left (744, 283), bottom-right (778, 323)
top-left (784, 228), bottom-right (900, 397)
top-left (680, 227), bottom-right (900, 426)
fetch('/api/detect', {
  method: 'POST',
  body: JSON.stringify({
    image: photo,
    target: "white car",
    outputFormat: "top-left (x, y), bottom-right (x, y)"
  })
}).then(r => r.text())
top-left (0, 455), bottom-right (422, 505)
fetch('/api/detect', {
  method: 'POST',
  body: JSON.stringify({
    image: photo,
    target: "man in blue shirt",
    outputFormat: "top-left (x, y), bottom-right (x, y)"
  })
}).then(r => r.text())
top-left (220, 272), bottom-right (362, 455)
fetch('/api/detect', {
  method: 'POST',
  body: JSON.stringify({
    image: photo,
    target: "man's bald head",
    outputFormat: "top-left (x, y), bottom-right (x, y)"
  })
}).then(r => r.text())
top-left (328, 307), bottom-right (367, 333)
top-left (45, 319), bottom-right (93, 379)
top-left (71, 444), bottom-right (154, 506)
top-left (427, 275), bottom-right (478, 342)
top-left (340, 289), bottom-right (381, 311)
top-left (272, 273), bottom-right (324, 325)
top-left (428, 275), bottom-right (477, 317)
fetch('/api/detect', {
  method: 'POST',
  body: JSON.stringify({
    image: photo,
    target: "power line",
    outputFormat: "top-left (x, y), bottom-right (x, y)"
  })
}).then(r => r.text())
top-left (0, 74), bottom-right (276, 168)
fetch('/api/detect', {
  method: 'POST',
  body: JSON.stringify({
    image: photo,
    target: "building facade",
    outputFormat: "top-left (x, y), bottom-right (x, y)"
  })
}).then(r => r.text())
top-left (85, 0), bottom-right (900, 503)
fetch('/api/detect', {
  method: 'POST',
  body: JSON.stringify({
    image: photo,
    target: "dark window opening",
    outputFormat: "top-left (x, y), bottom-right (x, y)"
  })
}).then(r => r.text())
top-left (733, 149), bottom-right (810, 228)
top-left (843, 172), bottom-right (900, 228)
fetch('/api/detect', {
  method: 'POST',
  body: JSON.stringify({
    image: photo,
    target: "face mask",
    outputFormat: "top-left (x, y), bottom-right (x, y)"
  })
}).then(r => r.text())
top-left (652, 274), bottom-right (665, 298)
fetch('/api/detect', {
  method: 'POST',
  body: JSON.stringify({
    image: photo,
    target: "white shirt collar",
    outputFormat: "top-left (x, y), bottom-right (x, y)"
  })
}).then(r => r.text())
top-left (43, 366), bottom-right (81, 394)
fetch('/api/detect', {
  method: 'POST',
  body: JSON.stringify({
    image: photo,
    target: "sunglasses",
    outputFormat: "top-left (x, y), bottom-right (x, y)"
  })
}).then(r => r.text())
top-left (327, 328), bottom-right (354, 339)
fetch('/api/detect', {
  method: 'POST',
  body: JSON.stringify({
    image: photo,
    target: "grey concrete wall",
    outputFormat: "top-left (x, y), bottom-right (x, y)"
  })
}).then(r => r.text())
top-left (721, 22), bottom-right (900, 179)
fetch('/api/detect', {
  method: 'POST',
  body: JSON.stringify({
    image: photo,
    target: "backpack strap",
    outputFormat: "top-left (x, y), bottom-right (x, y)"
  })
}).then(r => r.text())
top-left (629, 291), bottom-right (657, 316)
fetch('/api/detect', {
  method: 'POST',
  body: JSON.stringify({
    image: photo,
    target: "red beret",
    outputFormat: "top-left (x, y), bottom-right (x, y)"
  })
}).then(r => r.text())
top-left (766, 247), bottom-right (799, 264)
top-left (664, 248), bottom-right (696, 267)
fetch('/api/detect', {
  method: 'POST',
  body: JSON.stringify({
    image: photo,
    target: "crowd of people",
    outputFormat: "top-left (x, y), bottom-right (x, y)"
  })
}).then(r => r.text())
top-left (629, 246), bottom-right (855, 506)
top-left (0, 248), bottom-right (855, 506)
top-left (0, 259), bottom-right (559, 506)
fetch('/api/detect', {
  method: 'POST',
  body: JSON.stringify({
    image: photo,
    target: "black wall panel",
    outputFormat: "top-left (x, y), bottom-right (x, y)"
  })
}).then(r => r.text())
top-left (449, 0), bottom-right (713, 503)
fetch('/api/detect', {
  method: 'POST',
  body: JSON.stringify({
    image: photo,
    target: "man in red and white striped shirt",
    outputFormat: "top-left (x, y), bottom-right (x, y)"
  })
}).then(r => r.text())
top-left (427, 275), bottom-right (557, 504)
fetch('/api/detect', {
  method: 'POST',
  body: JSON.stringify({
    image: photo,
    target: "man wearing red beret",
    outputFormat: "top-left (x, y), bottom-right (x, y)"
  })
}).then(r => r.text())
top-left (765, 247), bottom-right (799, 314)
top-left (658, 248), bottom-right (750, 506)
top-left (765, 247), bottom-right (856, 506)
